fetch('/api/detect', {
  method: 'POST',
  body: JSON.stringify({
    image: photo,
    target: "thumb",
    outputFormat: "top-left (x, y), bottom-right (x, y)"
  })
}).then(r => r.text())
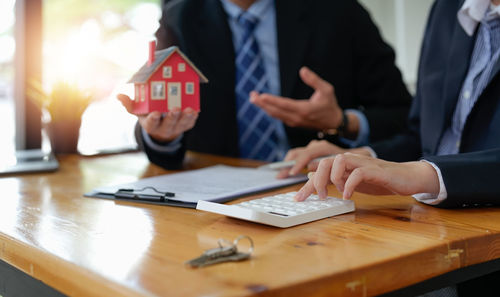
top-left (299, 67), bottom-right (334, 94)
top-left (117, 94), bottom-right (134, 113)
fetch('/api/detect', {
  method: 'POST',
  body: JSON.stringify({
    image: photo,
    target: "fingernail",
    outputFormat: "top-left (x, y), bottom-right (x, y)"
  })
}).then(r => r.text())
top-left (288, 169), bottom-right (296, 176)
top-left (294, 192), bottom-right (303, 201)
top-left (307, 172), bottom-right (314, 179)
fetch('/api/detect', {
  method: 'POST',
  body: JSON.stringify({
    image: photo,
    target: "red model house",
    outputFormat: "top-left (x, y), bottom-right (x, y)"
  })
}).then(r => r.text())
top-left (128, 41), bottom-right (208, 115)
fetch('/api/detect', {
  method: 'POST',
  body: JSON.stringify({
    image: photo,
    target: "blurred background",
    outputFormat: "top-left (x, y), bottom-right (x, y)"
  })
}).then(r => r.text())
top-left (0, 0), bottom-right (433, 156)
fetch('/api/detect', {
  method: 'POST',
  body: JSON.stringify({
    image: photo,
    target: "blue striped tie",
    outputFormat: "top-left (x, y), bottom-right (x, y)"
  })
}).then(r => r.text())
top-left (235, 12), bottom-right (281, 161)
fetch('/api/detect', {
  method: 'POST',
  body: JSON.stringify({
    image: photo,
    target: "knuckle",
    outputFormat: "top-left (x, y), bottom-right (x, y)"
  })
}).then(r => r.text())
top-left (318, 158), bottom-right (329, 168)
top-left (352, 167), bottom-right (364, 178)
top-left (332, 175), bottom-right (342, 185)
top-left (323, 84), bottom-right (334, 94)
top-left (285, 151), bottom-right (297, 160)
top-left (312, 174), bottom-right (322, 188)
top-left (334, 153), bottom-right (345, 163)
top-left (330, 169), bottom-right (338, 182)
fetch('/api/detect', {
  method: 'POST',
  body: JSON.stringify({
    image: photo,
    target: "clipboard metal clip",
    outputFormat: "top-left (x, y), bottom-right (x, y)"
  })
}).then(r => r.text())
top-left (114, 187), bottom-right (175, 203)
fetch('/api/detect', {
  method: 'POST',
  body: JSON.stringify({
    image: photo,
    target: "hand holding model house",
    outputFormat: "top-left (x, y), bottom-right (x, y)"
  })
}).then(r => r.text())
top-left (117, 41), bottom-right (208, 142)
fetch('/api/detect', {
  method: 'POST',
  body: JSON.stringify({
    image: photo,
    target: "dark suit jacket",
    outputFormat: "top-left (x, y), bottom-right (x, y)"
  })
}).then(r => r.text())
top-left (139, 0), bottom-right (411, 168)
top-left (371, 0), bottom-right (500, 208)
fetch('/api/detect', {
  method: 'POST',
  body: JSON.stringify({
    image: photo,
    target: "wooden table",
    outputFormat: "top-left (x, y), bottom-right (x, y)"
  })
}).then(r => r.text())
top-left (0, 152), bottom-right (499, 297)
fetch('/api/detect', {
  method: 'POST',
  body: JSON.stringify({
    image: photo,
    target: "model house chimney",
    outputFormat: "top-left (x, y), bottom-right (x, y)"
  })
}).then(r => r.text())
top-left (148, 40), bottom-right (156, 66)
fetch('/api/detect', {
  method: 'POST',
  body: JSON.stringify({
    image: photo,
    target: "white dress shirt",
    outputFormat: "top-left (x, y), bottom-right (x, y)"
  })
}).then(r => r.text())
top-left (413, 0), bottom-right (500, 205)
top-left (458, 0), bottom-right (500, 36)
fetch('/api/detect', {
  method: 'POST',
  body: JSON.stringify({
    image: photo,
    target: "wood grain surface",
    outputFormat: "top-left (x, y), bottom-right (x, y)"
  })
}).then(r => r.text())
top-left (0, 152), bottom-right (498, 297)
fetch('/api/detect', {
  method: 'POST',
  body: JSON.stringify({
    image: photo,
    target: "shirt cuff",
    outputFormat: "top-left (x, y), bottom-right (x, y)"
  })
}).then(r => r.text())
top-left (141, 128), bottom-right (183, 154)
top-left (412, 160), bottom-right (448, 205)
top-left (338, 109), bottom-right (370, 148)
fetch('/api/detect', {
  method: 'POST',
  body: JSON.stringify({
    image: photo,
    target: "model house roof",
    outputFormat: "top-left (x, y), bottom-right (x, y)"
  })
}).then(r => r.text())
top-left (127, 46), bottom-right (209, 84)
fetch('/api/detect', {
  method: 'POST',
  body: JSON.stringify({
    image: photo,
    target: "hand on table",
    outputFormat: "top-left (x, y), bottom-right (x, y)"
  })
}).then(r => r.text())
top-left (250, 66), bottom-right (345, 131)
top-left (277, 140), bottom-right (347, 179)
top-left (277, 140), bottom-right (372, 179)
top-left (117, 94), bottom-right (199, 142)
top-left (294, 153), bottom-right (440, 201)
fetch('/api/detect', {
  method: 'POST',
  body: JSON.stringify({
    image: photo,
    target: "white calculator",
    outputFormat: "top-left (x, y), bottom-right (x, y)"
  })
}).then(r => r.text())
top-left (196, 192), bottom-right (355, 228)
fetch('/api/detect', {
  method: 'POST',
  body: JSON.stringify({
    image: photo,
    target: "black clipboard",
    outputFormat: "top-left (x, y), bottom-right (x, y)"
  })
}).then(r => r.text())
top-left (84, 165), bottom-right (308, 208)
top-left (84, 190), bottom-right (241, 209)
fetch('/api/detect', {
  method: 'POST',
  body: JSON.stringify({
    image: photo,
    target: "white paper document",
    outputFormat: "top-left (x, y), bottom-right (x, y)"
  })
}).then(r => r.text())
top-left (93, 165), bottom-right (308, 203)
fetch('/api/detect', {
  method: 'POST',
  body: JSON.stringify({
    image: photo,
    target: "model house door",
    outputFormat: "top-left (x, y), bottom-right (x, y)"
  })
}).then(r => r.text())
top-left (168, 82), bottom-right (181, 110)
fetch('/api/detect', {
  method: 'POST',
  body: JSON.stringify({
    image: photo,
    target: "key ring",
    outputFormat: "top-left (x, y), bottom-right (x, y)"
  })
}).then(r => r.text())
top-left (217, 238), bottom-right (233, 248)
top-left (232, 235), bottom-right (254, 254)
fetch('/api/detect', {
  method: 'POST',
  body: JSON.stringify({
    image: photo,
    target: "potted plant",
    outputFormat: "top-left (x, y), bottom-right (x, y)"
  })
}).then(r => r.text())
top-left (27, 80), bottom-right (93, 154)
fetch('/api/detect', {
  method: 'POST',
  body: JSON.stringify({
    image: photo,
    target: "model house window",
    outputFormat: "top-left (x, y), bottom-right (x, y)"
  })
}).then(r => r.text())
top-left (169, 84), bottom-right (179, 96)
top-left (151, 81), bottom-right (166, 100)
top-left (135, 86), bottom-right (140, 102)
top-left (141, 85), bottom-right (146, 101)
top-left (186, 82), bottom-right (194, 94)
top-left (163, 66), bottom-right (172, 78)
top-left (178, 63), bottom-right (186, 72)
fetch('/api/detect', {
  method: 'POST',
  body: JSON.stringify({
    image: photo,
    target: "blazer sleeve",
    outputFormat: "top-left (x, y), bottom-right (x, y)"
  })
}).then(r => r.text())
top-left (369, 92), bottom-right (422, 162)
top-left (424, 149), bottom-right (500, 208)
top-left (351, 1), bottom-right (412, 142)
top-left (133, 1), bottom-right (188, 169)
top-left (134, 123), bottom-right (186, 169)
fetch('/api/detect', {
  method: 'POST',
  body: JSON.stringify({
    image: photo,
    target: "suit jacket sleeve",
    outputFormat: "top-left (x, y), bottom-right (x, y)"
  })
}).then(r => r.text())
top-left (369, 93), bottom-right (422, 162)
top-left (423, 149), bottom-right (500, 208)
top-left (351, 1), bottom-right (412, 142)
top-left (134, 123), bottom-right (186, 169)
top-left (133, 1), bottom-right (187, 169)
